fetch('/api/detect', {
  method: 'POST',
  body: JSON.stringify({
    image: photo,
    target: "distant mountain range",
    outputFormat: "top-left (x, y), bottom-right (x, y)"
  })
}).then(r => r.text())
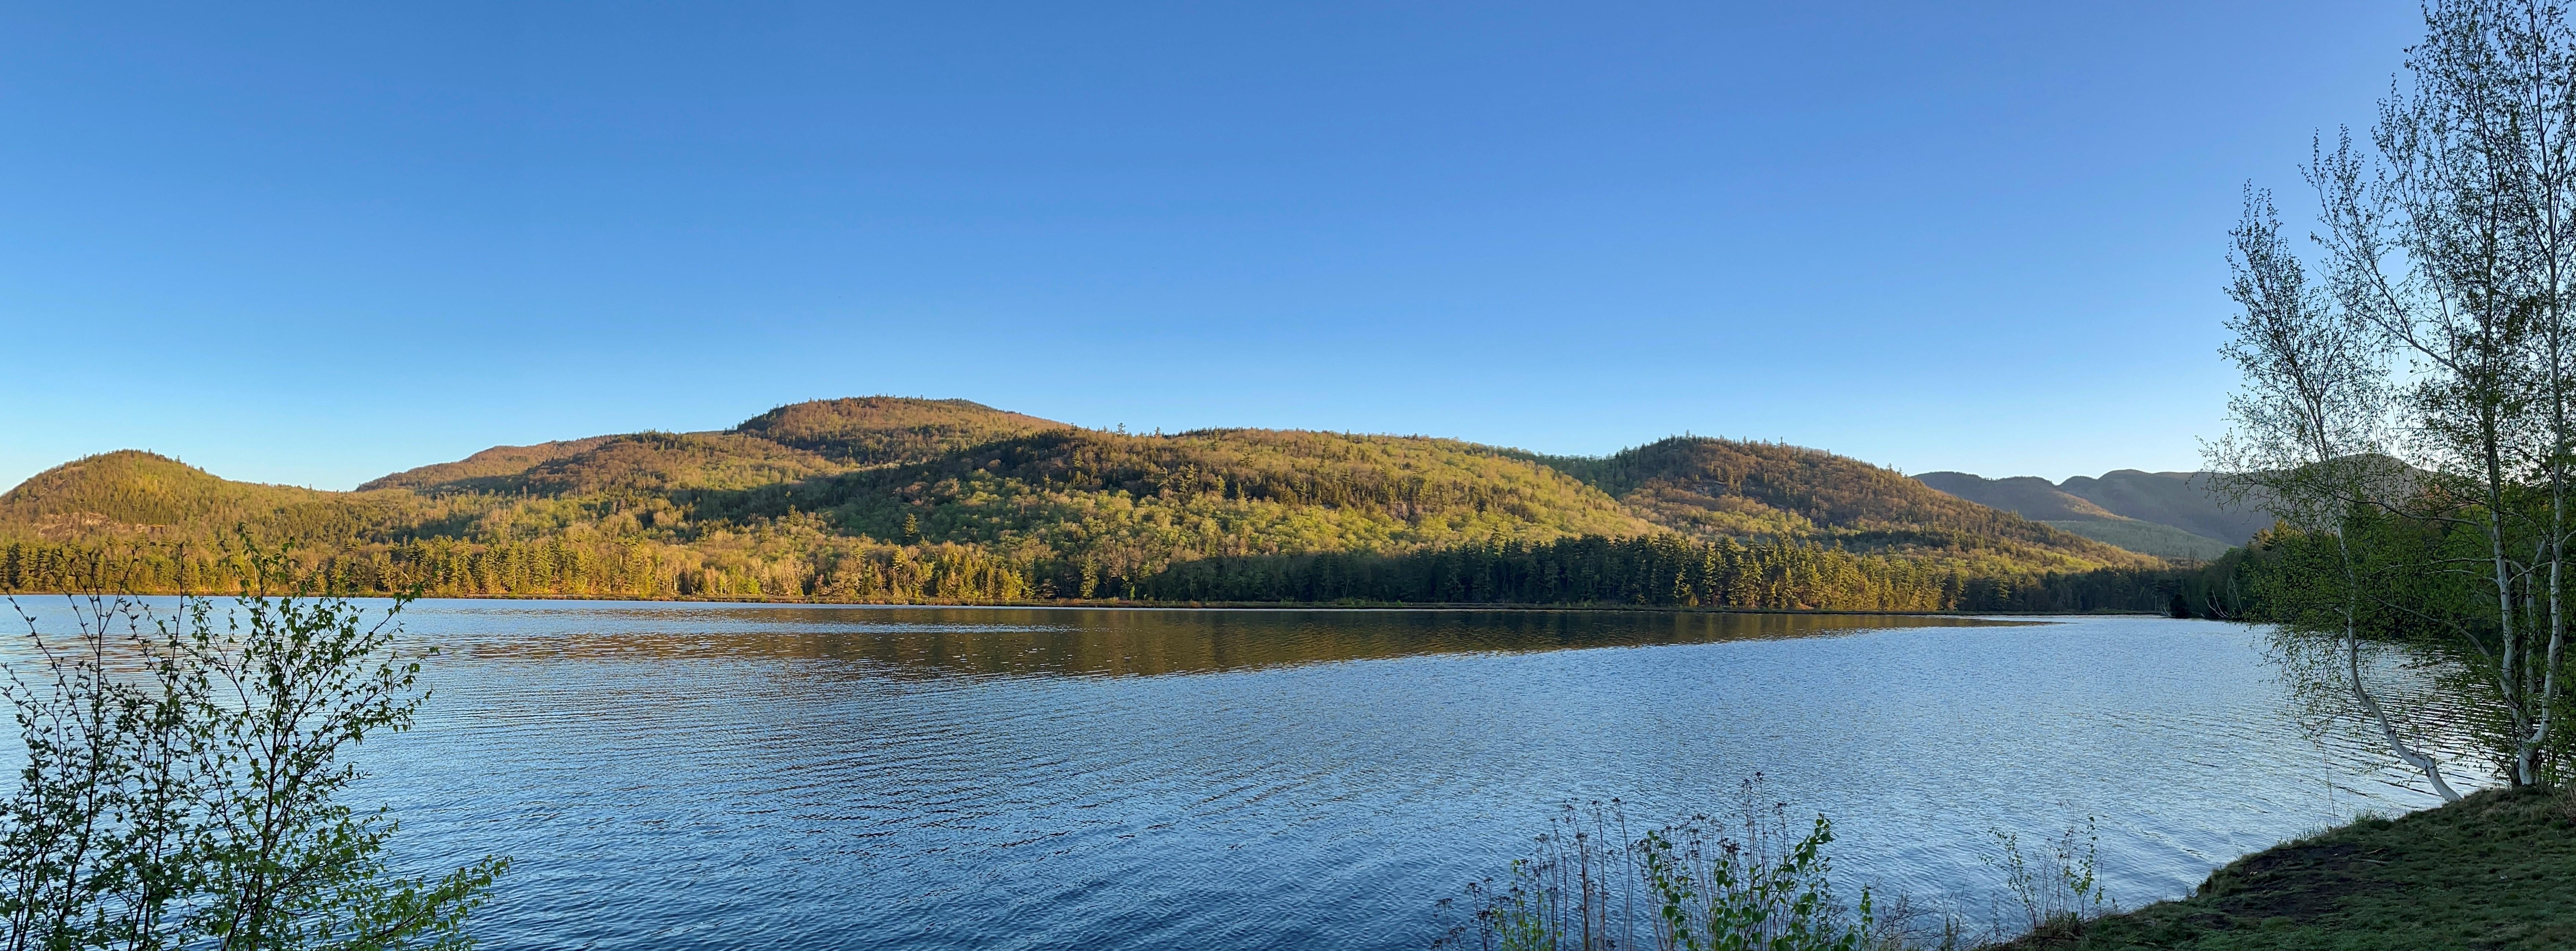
top-left (1, 397), bottom-right (2206, 605)
top-left (1911, 470), bottom-right (2270, 561)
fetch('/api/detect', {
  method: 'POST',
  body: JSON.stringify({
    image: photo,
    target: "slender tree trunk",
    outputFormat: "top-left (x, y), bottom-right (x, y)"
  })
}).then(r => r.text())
top-left (2338, 527), bottom-right (2466, 799)
top-left (2483, 419), bottom-right (2539, 785)
top-left (2535, 163), bottom-right (2569, 782)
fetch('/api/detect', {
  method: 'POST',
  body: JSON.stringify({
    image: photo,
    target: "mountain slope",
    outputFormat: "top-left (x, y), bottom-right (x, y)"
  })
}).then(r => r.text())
top-left (0, 451), bottom-right (427, 544)
top-left (659, 424), bottom-right (1660, 580)
top-left (416, 431), bottom-right (843, 496)
top-left (1914, 471), bottom-right (2235, 560)
top-left (2, 451), bottom-right (323, 528)
top-left (358, 436), bottom-right (618, 493)
top-left (2060, 470), bottom-right (2272, 546)
top-left (1539, 438), bottom-right (2154, 571)
top-left (1912, 473), bottom-right (2117, 521)
top-left (2, 397), bottom-right (2176, 606)
top-left (1914, 469), bottom-right (2270, 559)
top-left (2034, 519), bottom-right (2232, 561)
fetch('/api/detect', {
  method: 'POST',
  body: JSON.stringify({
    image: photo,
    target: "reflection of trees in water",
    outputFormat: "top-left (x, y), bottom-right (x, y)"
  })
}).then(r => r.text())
top-left (430, 608), bottom-right (2037, 678)
top-left (2264, 629), bottom-right (2501, 797)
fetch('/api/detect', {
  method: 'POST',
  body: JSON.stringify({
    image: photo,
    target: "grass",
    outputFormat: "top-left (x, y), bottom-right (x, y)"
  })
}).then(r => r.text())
top-left (1996, 786), bottom-right (2576, 950)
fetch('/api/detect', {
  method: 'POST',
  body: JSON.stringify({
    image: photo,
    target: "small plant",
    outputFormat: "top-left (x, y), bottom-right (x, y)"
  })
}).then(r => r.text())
top-left (1, 538), bottom-right (505, 950)
top-left (1437, 802), bottom-right (1643, 951)
top-left (1985, 817), bottom-right (2110, 939)
top-left (1437, 777), bottom-right (1886, 951)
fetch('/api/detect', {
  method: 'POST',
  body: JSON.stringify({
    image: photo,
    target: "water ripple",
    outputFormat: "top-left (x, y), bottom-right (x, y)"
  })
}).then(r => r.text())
top-left (3, 601), bottom-right (2489, 949)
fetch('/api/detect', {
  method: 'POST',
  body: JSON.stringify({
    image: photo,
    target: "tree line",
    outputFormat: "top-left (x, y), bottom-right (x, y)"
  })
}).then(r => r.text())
top-left (4, 533), bottom-right (2183, 613)
top-left (0, 538), bottom-right (1037, 604)
top-left (1134, 534), bottom-right (2177, 611)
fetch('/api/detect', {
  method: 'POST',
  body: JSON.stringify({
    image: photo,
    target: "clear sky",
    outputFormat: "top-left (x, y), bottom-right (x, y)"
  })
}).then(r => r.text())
top-left (0, 2), bottom-right (2422, 493)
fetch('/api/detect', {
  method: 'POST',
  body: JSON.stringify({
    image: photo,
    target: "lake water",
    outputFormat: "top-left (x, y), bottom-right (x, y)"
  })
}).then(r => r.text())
top-left (7, 601), bottom-right (2481, 949)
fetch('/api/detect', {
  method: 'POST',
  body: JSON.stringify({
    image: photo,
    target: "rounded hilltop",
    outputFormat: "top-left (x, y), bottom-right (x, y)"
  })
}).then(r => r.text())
top-left (358, 396), bottom-right (1068, 496)
top-left (732, 396), bottom-right (1070, 466)
top-left (0, 450), bottom-right (333, 541)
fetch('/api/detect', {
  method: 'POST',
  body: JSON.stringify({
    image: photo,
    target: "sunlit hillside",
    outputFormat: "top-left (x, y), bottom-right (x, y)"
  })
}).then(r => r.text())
top-left (1, 397), bottom-right (2174, 608)
top-left (1535, 437), bottom-right (2157, 572)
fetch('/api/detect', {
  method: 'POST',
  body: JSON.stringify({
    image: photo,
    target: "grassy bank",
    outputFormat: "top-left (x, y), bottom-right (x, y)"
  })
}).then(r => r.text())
top-left (2005, 787), bottom-right (2575, 950)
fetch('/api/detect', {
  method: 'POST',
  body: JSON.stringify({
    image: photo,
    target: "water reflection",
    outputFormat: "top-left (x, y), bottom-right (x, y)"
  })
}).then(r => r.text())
top-left (401, 602), bottom-right (2035, 677)
top-left (0, 600), bottom-right (2485, 951)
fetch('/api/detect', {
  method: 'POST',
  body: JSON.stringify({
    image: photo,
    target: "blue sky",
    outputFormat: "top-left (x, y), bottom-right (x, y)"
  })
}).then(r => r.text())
top-left (1, 2), bottom-right (2421, 492)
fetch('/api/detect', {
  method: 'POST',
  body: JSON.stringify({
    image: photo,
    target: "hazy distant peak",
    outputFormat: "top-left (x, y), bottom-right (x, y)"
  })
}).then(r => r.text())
top-left (1913, 471), bottom-right (2120, 521)
top-left (1917, 468), bottom-right (2273, 552)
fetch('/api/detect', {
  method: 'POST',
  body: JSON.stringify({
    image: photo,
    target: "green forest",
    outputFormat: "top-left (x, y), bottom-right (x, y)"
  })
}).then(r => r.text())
top-left (0, 396), bottom-right (2192, 612)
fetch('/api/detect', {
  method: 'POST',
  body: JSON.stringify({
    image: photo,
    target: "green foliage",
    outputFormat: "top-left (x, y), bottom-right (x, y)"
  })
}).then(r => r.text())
top-left (2, 594), bottom-right (196, 949)
top-left (1986, 818), bottom-right (2110, 940)
top-left (0, 545), bottom-right (504, 950)
top-left (1136, 535), bottom-right (2177, 612)
top-left (1437, 782), bottom-right (1882, 951)
top-left (2213, 511), bottom-right (2576, 783)
top-left (1638, 815), bottom-right (1872, 951)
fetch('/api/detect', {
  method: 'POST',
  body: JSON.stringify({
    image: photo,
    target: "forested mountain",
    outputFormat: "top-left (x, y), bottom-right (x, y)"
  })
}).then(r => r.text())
top-left (1910, 472), bottom-right (2118, 522)
top-left (1537, 439), bottom-right (2151, 572)
top-left (0, 451), bottom-right (430, 545)
top-left (0, 397), bottom-right (2184, 610)
top-left (1914, 469), bottom-right (2265, 561)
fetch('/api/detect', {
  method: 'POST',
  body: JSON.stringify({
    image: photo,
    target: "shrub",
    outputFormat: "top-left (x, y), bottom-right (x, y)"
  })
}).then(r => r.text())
top-left (1, 543), bottom-right (504, 950)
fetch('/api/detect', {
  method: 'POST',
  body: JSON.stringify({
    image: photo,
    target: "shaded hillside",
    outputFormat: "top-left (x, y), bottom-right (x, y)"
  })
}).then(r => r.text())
top-left (2, 398), bottom-right (2179, 608)
top-left (2037, 518), bottom-right (2231, 561)
top-left (1916, 468), bottom-right (2271, 558)
top-left (1915, 471), bottom-right (2236, 561)
top-left (1537, 438), bottom-right (2153, 572)
top-left (2061, 469), bottom-right (2272, 546)
top-left (1913, 472), bottom-right (2117, 521)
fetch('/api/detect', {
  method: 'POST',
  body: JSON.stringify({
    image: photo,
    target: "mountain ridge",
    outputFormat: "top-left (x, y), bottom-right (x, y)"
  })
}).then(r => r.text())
top-left (1, 397), bottom-right (2176, 609)
top-left (1913, 468), bottom-right (2270, 561)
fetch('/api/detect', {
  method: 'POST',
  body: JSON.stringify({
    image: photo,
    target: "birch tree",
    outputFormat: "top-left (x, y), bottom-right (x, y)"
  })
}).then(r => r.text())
top-left (2220, 0), bottom-right (2576, 789)
top-left (2211, 189), bottom-right (2462, 799)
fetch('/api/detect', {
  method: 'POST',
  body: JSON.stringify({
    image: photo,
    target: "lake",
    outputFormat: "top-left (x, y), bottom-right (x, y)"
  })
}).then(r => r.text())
top-left (7, 601), bottom-right (2478, 949)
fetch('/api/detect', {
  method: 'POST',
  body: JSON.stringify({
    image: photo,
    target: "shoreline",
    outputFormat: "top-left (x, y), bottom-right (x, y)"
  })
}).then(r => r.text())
top-left (0, 587), bottom-right (2164, 617)
top-left (2001, 786), bottom-right (2575, 949)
